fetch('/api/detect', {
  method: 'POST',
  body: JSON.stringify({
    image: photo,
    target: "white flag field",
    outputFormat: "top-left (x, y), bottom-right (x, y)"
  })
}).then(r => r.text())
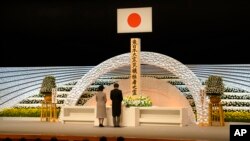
top-left (117, 7), bottom-right (152, 33)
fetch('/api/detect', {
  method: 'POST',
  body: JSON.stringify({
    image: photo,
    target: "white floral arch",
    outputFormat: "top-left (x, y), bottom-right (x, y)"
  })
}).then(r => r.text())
top-left (64, 51), bottom-right (206, 124)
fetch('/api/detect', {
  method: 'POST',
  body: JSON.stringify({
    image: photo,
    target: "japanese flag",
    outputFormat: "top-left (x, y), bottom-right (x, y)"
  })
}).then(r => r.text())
top-left (117, 7), bottom-right (152, 33)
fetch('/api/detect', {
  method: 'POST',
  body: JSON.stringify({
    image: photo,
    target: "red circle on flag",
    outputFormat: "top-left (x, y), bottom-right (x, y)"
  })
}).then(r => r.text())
top-left (127, 13), bottom-right (141, 28)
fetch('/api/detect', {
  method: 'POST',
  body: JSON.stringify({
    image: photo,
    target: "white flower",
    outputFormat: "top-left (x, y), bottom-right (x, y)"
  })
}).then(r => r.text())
top-left (122, 95), bottom-right (152, 107)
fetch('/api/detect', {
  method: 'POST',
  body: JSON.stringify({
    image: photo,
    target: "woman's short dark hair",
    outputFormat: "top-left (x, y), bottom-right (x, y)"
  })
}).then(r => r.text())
top-left (98, 85), bottom-right (104, 91)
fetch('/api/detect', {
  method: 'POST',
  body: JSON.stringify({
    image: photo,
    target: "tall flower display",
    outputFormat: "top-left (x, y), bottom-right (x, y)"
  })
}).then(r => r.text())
top-left (205, 75), bottom-right (224, 96)
top-left (40, 75), bottom-right (56, 102)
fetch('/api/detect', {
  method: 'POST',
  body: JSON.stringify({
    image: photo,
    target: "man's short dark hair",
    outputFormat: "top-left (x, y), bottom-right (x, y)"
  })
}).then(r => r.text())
top-left (114, 83), bottom-right (119, 88)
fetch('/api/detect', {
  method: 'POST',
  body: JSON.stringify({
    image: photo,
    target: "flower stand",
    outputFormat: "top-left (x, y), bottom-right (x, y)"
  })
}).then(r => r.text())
top-left (208, 96), bottom-right (225, 126)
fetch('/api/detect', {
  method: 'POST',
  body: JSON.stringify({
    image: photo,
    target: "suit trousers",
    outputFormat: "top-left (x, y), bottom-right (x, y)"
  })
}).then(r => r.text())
top-left (113, 116), bottom-right (120, 127)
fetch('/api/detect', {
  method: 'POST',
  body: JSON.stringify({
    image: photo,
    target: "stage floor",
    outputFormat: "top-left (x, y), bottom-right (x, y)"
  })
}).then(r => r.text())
top-left (0, 120), bottom-right (242, 141)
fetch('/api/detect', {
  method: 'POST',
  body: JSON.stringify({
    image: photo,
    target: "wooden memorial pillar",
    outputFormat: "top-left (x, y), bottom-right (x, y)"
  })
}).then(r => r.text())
top-left (130, 38), bottom-right (141, 96)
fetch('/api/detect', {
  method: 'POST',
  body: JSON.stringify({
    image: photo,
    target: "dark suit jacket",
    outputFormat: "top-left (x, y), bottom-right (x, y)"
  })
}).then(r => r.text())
top-left (110, 88), bottom-right (123, 117)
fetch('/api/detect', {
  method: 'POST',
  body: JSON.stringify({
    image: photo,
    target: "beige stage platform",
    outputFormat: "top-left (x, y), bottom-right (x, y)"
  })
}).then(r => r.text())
top-left (0, 120), bottom-right (243, 141)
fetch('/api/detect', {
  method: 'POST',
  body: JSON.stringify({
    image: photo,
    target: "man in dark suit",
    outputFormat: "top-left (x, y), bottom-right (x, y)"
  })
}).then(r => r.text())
top-left (110, 83), bottom-right (123, 127)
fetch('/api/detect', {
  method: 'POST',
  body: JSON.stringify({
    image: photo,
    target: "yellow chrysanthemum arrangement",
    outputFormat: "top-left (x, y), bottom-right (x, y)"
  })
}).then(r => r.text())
top-left (122, 95), bottom-right (152, 107)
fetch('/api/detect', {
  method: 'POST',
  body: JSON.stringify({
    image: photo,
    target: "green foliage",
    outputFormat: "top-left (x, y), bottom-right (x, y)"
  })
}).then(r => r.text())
top-left (221, 95), bottom-right (250, 100)
top-left (1, 108), bottom-right (249, 123)
top-left (205, 75), bottom-right (224, 96)
top-left (195, 111), bottom-right (250, 122)
top-left (224, 111), bottom-right (250, 122)
top-left (40, 75), bottom-right (56, 94)
top-left (222, 101), bottom-right (250, 107)
top-left (0, 108), bottom-right (41, 117)
top-left (224, 87), bottom-right (248, 92)
top-left (168, 80), bottom-right (185, 85)
top-left (57, 87), bottom-right (72, 91)
top-left (0, 107), bottom-right (61, 117)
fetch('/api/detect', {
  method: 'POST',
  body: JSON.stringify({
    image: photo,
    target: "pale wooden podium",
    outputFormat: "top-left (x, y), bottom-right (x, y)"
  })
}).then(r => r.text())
top-left (40, 101), bottom-right (57, 122)
top-left (40, 90), bottom-right (57, 122)
top-left (208, 96), bottom-right (225, 126)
